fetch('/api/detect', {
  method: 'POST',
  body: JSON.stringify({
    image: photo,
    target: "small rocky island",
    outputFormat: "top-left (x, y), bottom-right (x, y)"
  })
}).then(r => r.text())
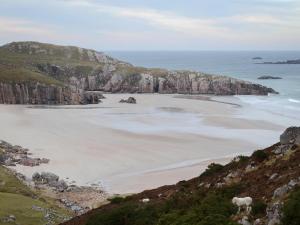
top-left (260, 59), bottom-right (300, 64)
top-left (252, 57), bottom-right (263, 60)
top-left (258, 76), bottom-right (282, 80)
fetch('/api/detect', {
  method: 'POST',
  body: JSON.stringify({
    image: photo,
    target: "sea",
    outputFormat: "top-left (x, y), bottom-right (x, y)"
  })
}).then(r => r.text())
top-left (107, 51), bottom-right (300, 123)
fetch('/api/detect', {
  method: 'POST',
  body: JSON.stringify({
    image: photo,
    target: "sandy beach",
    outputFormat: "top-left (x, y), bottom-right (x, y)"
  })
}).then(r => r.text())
top-left (0, 94), bottom-right (293, 194)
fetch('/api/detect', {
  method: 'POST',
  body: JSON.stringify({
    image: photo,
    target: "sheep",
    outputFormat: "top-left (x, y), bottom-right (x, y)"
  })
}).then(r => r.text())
top-left (232, 197), bottom-right (252, 214)
top-left (141, 198), bottom-right (150, 203)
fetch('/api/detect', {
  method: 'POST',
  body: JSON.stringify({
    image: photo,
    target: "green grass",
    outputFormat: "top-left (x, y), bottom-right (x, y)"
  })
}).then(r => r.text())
top-left (281, 188), bottom-right (300, 225)
top-left (0, 64), bottom-right (63, 86)
top-left (0, 166), bottom-right (70, 225)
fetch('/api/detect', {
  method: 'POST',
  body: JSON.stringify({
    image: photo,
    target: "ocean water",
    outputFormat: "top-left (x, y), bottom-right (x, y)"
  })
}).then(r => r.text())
top-left (107, 51), bottom-right (300, 122)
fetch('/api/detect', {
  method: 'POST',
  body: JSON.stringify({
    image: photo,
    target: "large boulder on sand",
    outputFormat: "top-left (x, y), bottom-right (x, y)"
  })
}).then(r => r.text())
top-left (82, 92), bottom-right (105, 104)
top-left (119, 97), bottom-right (136, 104)
top-left (280, 127), bottom-right (300, 145)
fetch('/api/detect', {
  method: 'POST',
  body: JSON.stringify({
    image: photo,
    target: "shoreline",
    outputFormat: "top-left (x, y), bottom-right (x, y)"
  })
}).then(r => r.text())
top-left (0, 94), bottom-right (289, 195)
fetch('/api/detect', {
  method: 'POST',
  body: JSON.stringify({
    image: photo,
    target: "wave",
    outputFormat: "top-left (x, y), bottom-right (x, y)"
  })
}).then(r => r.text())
top-left (288, 98), bottom-right (300, 103)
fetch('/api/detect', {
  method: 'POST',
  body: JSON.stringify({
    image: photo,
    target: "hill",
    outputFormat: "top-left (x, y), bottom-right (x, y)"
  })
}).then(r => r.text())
top-left (61, 127), bottom-right (300, 225)
top-left (0, 165), bottom-right (71, 225)
top-left (0, 41), bottom-right (277, 105)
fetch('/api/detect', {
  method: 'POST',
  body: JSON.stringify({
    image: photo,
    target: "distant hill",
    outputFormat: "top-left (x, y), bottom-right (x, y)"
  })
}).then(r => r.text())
top-left (61, 127), bottom-right (300, 225)
top-left (0, 41), bottom-right (277, 105)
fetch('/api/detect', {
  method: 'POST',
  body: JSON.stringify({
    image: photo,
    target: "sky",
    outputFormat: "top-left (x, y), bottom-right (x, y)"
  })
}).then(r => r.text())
top-left (0, 0), bottom-right (300, 51)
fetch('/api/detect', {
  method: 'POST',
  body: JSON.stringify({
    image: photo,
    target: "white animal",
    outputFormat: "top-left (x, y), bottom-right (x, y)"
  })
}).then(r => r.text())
top-left (232, 197), bottom-right (252, 214)
top-left (141, 198), bottom-right (150, 203)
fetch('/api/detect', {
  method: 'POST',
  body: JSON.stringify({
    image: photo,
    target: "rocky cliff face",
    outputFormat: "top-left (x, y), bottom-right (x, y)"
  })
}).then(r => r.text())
top-left (67, 71), bottom-right (276, 95)
top-left (0, 41), bottom-right (278, 105)
top-left (0, 82), bottom-right (81, 104)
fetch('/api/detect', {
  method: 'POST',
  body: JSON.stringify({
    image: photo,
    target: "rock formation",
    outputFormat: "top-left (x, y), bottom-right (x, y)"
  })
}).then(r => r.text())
top-left (0, 41), bottom-right (278, 105)
top-left (0, 82), bottom-right (81, 104)
top-left (119, 97), bottom-right (136, 104)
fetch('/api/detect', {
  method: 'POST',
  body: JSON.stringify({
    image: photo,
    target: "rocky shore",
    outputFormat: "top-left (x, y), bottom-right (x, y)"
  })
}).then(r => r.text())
top-left (0, 140), bottom-right (108, 216)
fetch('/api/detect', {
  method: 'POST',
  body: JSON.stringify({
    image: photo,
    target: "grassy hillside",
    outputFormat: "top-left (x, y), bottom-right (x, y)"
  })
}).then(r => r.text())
top-left (62, 141), bottom-right (300, 225)
top-left (0, 166), bottom-right (71, 225)
top-left (0, 64), bottom-right (63, 86)
top-left (0, 41), bottom-right (117, 85)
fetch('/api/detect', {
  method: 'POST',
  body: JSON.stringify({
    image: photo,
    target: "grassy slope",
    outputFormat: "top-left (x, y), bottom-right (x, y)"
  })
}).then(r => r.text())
top-left (62, 144), bottom-right (300, 225)
top-left (0, 64), bottom-right (63, 86)
top-left (0, 42), bottom-right (104, 85)
top-left (0, 166), bottom-right (70, 225)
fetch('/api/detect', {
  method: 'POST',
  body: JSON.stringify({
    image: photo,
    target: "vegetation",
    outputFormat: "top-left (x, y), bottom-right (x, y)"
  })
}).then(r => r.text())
top-left (281, 188), bottom-right (300, 225)
top-left (251, 200), bottom-right (267, 217)
top-left (200, 163), bottom-right (224, 177)
top-left (0, 166), bottom-right (70, 225)
top-left (86, 184), bottom-right (242, 225)
top-left (252, 150), bottom-right (268, 161)
top-left (0, 64), bottom-right (63, 86)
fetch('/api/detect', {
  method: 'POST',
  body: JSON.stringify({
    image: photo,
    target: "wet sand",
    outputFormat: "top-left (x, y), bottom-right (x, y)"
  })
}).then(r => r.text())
top-left (0, 94), bottom-right (288, 194)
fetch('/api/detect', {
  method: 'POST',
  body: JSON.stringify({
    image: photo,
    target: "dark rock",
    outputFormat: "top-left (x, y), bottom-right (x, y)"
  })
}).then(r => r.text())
top-left (33, 172), bottom-right (59, 184)
top-left (261, 59), bottom-right (300, 64)
top-left (82, 91), bottom-right (105, 104)
top-left (258, 76), bottom-right (282, 80)
top-left (280, 127), bottom-right (300, 145)
top-left (119, 97), bottom-right (136, 104)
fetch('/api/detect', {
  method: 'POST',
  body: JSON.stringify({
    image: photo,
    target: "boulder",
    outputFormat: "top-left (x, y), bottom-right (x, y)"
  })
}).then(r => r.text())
top-left (119, 97), bottom-right (136, 104)
top-left (266, 202), bottom-right (282, 225)
top-left (273, 184), bottom-right (290, 199)
top-left (33, 172), bottom-right (59, 184)
top-left (82, 91), bottom-right (105, 104)
top-left (280, 127), bottom-right (300, 145)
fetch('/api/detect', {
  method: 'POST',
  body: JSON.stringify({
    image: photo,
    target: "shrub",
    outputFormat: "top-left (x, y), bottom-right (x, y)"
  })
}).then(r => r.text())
top-left (252, 200), bottom-right (267, 217)
top-left (108, 196), bottom-right (125, 204)
top-left (281, 188), bottom-right (300, 225)
top-left (252, 150), bottom-right (268, 161)
top-left (235, 155), bottom-right (250, 163)
top-left (201, 163), bottom-right (224, 177)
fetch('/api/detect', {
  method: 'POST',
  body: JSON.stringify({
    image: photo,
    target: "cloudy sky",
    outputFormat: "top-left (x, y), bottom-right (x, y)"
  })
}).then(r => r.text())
top-left (0, 0), bottom-right (299, 50)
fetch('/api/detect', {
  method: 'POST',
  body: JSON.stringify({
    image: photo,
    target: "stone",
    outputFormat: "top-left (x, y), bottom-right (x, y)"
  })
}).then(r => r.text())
top-left (238, 216), bottom-right (251, 225)
top-left (49, 179), bottom-right (68, 192)
top-left (280, 127), bottom-right (300, 145)
top-left (266, 202), bottom-right (282, 225)
top-left (32, 172), bottom-right (41, 181)
top-left (82, 91), bottom-right (105, 104)
top-left (269, 173), bottom-right (278, 180)
top-left (119, 97), bottom-right (136, 104)
top-left (253, 218), bottom-right (262, 225)
top-left (288, 179), bottom-right (298, 188)
top-left (273, 144), bottom-right (290, 155)
top-left (273, 184), bottom-right (290, 198)
top-left (32, 205), bottom-right (44, 212)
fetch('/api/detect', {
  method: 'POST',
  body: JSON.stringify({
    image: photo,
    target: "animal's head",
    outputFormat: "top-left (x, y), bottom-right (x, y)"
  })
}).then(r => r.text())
top-left (232, 197), bottom-right (237, 204)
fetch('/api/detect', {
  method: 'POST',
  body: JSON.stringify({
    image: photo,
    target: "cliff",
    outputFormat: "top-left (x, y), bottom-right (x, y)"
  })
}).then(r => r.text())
top-left (0, 82), bottom-right (81, 104)
top-left (0, 41), bottom-right (278, 105)
top-left (61, 127), bottom-right (300, 225)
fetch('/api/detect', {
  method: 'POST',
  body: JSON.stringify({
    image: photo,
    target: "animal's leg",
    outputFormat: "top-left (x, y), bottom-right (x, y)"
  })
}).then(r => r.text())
top-left (248, 206), bottom-right (252, 213)
top-left (237, 206), bottom-right (240, 213)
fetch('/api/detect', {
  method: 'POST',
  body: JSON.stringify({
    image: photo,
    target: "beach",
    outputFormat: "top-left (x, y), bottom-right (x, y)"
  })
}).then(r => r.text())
top-left (0, 94), bottom-right (294, 194)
